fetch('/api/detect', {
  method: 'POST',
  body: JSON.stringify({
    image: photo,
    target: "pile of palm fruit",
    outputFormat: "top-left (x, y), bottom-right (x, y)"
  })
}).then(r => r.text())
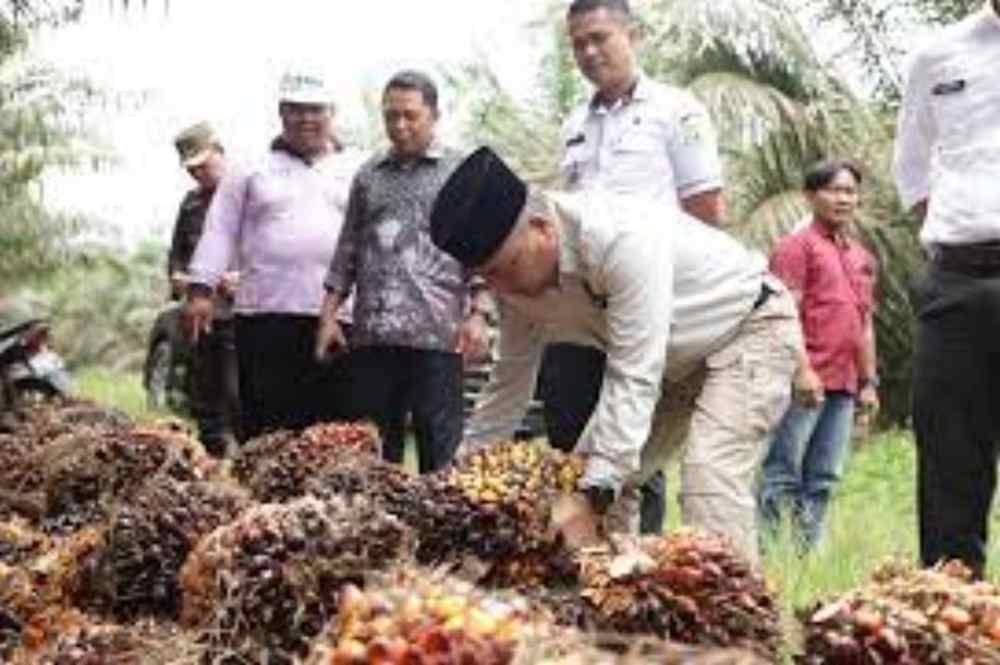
top-left (12, 399), bottom-right (999, 663)
top-left (799, 559), bottom-right (1000, 664)
top-left (304, 566), bottom-right (767, 665)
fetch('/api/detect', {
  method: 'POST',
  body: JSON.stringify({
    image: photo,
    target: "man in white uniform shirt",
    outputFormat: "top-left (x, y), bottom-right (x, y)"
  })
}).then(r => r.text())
top-left (894, 0), bottom-right (1000, 578)
top-left (430, 148), bottom-right (800, 562)
top-left (539, 0), bottom-right (726, 535)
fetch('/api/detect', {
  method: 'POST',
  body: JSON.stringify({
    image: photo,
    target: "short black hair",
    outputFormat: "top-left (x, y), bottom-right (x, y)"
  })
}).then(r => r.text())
top-left (803, 159), bottom-right (863, 192)
top-left (384, 69), bottom-right (439, 114)
top-left (567, 0), bottom-right (632, 19)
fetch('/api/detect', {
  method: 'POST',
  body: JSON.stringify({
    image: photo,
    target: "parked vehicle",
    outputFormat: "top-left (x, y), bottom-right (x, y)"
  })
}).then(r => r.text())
top-left (142, 302), bottom-right (193, 414)
top-left (0, 317), bottom-right (73, 425)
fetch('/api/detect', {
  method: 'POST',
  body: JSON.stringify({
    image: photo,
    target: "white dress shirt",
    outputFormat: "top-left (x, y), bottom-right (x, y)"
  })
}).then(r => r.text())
top-left (464, 192), bottom-right (765, 491)
top-left (894, 3), bottom-right (1000, 247)
top-left (559, 75), bottom-right (723, 204)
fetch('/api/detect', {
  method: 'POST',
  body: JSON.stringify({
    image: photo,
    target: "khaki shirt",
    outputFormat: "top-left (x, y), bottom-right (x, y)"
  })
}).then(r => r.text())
top-left (465, 192), bottom-right (766, 490)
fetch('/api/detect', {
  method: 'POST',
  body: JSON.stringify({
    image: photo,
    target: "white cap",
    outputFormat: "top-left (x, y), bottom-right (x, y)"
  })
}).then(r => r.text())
top-left (277, 67), bottom-right (335, 105)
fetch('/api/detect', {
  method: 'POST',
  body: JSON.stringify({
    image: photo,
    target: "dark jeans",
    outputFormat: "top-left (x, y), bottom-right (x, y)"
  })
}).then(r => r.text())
top-left (759, 392), bottom-right (856, 550)
top-left (538, 342), bottom-right (666, 534)
top-left (912, 266), bottom-right (1000, 578)
top-left (234, 314), bottom-right (356, 441)
top-left (351, 346), bottom-right (463, 474)
top-left (190, 317), bottom-right (241, 455)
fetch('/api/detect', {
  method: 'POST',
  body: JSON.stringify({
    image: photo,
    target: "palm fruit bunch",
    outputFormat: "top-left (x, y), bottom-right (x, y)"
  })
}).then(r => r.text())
top-left (303, 455), bottom-right (496, 567)
top-left (232, 422), bottom-right (380, 502)
top-left (0, 517), bottom-right (51, 565)
top-left (0, 526), bottom-right (105, 661)
top-left (429, 440), bottom-right (585, 586)
top-left (798, 559), bottom-right (1000, 664)
top-left (573, 529), bottom-right (781, 659)
top-left (78, 476), bottom-right (251, 622)
top-left (0, 433), bottom-right (49, 522)
top-left (514, 634), bottom-right (770, 665)
top-left (41, 424), bottom-right (213, 534)
top-left (8, 609), bottom-right (205, 665)
top-left (179, 495), bottom-right (407, 664)
top-left (304, 566), bottom-right (543, 665)
top-left (6, 399), bottom-right (132, 442)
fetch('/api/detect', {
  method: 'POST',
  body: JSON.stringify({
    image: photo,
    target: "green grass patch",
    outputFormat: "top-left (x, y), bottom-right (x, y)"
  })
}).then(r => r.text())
top-left (73, 366), bottom-right (172, 423)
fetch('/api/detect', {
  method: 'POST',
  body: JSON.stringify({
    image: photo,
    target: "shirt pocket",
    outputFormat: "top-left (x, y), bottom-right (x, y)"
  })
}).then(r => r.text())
top-left (607, 128), bottom-right (665, 192)
top-left (560, 141), bottom-right (589, 189)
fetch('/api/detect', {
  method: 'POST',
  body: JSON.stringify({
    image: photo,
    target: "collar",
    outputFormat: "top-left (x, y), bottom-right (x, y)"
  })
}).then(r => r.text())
top-left (270, 135), bottom-right (339, 165)
top-left (810, 218), bottom-right (851, 247)
top-left (589, 72), bottom-right (648, 112)
top-left (375, 139), bottom-right (446, 167)
top-left (550, 193), bottom-right (584, 286)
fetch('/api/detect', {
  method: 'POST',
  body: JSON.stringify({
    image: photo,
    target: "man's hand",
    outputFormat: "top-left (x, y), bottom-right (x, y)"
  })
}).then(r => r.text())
top-left (218, 270), bottom-right (241, 298)
top-left (550, 492), bottom-right (602, 549)
top-left (793, 365), bottom-right (825, 408)
top-left (456, 312), bottom-right (491, 364)
top-left (170, 271), bottom-right (190, 299)
top-left (184, 291), bottom-right (215, 344)
top-left (315, 315), bottom-right (348, 362)
top-left (858, 384), bottom-right (880, 416)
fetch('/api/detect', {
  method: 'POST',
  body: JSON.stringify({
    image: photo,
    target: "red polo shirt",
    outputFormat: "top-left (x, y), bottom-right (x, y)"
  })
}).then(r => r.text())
top-left (769, 220), bottom-right (877, 394)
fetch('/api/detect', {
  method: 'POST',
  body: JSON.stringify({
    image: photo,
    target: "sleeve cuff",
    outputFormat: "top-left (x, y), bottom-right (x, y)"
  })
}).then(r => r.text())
top-left (581, 456), bottom-right (627, 495)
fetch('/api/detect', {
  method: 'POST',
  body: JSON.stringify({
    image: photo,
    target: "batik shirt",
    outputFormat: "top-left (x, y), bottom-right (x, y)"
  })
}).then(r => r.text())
top-left (324, 144), bottom-right (473, 352)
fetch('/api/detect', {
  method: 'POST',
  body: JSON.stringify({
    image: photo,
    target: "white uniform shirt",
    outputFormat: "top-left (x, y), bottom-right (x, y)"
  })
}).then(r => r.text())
top-left (559, 75), bottom-right (723, 204)
top-left (894, 4), bottom-right (1000, 247)
top-left (464, 192), bottom-right (766, 491)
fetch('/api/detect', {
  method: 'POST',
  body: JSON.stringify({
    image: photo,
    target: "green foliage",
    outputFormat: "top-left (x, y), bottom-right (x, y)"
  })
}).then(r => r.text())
top-left (16, 241), bottom-right (168, 371)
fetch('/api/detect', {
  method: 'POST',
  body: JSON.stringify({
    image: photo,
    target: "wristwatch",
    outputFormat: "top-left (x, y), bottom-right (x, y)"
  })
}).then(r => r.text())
top-left (860, 375), bottom-right (880, 389)
top-left (580, 484), bottom-right (616, 515)
top-left (469, 305), bottom-right (497, 327)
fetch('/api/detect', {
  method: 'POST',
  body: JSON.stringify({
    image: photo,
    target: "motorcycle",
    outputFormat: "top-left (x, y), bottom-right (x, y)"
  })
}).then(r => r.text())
top-left (0, 317), bottom-right (72, 424)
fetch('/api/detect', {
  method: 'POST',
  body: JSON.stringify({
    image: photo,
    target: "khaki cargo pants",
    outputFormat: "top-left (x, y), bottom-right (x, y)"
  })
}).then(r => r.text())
top-left (607, 279), bottom-right (801, 563)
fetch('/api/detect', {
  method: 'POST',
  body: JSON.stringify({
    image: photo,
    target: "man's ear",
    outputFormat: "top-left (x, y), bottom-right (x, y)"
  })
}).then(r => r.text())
top-left (627, 17), bottom-right (643, 45)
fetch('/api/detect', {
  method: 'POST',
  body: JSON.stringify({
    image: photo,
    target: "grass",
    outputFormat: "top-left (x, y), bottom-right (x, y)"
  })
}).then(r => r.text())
top-left (72, 368), bottom-right (1000, 656)
top-left (73, 366), bottom-right (182, 424)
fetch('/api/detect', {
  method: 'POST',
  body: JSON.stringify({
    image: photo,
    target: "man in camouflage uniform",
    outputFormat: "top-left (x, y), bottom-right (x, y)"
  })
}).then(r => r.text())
top-left (168, 122), bottom-right (240, 455)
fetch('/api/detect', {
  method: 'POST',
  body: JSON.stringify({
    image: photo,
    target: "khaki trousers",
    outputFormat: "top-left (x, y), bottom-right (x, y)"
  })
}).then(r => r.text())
top-left (606, 281), bottom-right (801, 563)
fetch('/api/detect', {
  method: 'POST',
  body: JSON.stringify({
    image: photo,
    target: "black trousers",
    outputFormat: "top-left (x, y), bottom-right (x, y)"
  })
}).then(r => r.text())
top-left (234, 314), bottom-right (356, 442)
top-left (190, 317), bottom-right (241, 455)
top-left (350, 346), bottom-right (463, 474)
top-left (538, 342), bottom-right (666, 534)
top-left (912, 266), bottom-right (1000, 578)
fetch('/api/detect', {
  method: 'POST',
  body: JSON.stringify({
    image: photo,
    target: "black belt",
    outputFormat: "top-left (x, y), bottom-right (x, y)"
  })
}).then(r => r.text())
top-left (935, 242), bottom-right (1000, 276)
top-left (752, 282), bottom-right (775, 311)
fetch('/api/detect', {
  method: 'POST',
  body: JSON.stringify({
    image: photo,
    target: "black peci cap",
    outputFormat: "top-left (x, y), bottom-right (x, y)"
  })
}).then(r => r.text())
top-left (430, 146), bottom-right (528, 268)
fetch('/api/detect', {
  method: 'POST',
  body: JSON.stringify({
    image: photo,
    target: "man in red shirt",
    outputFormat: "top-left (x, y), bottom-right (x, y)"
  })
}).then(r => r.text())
top-left (759, 159), bottom-right (879, 550)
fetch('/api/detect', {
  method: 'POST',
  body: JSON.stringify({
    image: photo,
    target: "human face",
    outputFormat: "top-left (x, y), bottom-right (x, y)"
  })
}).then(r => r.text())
top-left (806, 169), bottom-right (861, 231)
top-left (279, 101), bottom-right (333, 158)
top-left (568, 7), bottom-right (639, 102)
top-left (186, 150), bottom-right (225, 191)
top-left (382, 87), bottom-right (437, 159)
top-left (477, 217), bottom-right (560, 298)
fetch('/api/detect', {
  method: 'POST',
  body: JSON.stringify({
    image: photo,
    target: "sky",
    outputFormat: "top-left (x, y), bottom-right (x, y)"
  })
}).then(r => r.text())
top-left (32, 0), bottom-right (547, 247)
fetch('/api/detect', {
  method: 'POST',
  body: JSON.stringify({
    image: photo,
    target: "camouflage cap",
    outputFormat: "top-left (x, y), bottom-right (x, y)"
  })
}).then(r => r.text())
top-left (174, 121), bottom-right (220, 168)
